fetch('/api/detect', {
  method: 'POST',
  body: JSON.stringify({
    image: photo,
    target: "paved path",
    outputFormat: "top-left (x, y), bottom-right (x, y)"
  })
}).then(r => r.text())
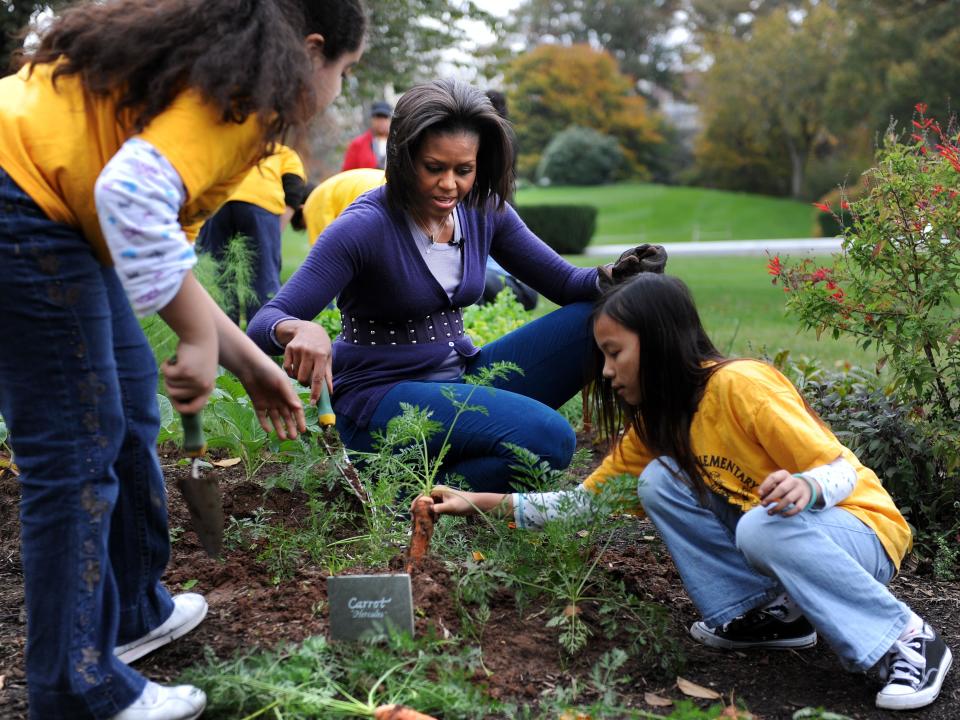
top-left (585, 237), bottom-right (842, 257)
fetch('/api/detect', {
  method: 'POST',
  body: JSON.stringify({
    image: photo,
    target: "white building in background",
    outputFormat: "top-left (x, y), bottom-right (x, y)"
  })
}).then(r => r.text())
top-left (637, 78), bottom-right (702, 148)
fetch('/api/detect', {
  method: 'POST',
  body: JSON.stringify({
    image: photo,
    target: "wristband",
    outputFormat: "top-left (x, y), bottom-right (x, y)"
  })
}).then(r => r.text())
top-left (794, 473), bottom-right (819, 512)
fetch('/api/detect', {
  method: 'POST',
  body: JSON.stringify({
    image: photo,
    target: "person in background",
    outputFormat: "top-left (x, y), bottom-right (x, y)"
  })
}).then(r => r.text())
top-left (426, 273), bottom-right (952, 713)
top-left (302, 167), bottom-right (386, 244)
top-left (248, 79), bottom-right (658, 494)
top-left (0, 0), bottom-right (365, 717)
top-left (197, 144), bottom-right (310, 324)
top-left (341, 99), bottom-right (391, 170)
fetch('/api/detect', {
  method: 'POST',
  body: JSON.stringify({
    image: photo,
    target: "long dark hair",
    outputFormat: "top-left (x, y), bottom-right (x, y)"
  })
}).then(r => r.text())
top-left (592, 274), bottom-right (727, 497)
top-left (21, 0), bottom-right (366, 148)
top-left (384, 78), bottom-right (514, 214)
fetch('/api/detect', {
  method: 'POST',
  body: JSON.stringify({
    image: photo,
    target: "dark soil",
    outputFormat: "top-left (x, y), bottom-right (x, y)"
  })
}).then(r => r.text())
top-left (1, 435), bottom-right (958, 719)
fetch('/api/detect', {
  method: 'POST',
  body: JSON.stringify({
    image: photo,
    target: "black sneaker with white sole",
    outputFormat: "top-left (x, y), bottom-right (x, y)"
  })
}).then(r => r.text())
top-left (876, 622), bottom-right (952, 710)
top-left (690, 609), bottom-right (817, 650)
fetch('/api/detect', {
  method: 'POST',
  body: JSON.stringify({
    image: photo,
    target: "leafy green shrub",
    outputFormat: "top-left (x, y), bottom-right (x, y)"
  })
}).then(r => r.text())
top-left (536, 125), bottom-right (625, 186)
top-left (775, 108), bottom-right (960, 536)
top-left (516, 204), bottom-right (597, 254)
top-left (462, 288), bottom-right (531, 345)
top-left (774, 351), bottom-right (957, 574)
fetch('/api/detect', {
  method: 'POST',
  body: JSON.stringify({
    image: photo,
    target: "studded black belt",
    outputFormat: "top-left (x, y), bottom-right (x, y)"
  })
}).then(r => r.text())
top-left (339, 307), bottom-right (466, 347)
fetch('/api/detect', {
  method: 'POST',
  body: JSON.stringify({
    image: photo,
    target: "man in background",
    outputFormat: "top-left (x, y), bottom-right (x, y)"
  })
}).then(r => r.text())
top-left (342, 100), bottom-right (392, 170)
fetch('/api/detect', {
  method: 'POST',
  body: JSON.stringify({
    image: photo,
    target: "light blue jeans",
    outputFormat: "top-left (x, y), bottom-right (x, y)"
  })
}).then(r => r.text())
top-left (638, 457), bottom-right (911, 671)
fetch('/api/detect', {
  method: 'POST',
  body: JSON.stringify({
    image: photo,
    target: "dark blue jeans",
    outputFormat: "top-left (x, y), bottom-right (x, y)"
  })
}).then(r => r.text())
top-left (338, 301), bottom-right (594, 492)
top-left (0, 169), bottom-right (173, 718)
top-left (197, 200), bottom-right (282, 324)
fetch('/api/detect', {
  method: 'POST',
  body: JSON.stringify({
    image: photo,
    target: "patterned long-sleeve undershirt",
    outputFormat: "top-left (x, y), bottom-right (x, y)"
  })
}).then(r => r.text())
top-left (94, 137), bottom-right (195, 317)
top-left (511, 456), bottom-right (858, 531)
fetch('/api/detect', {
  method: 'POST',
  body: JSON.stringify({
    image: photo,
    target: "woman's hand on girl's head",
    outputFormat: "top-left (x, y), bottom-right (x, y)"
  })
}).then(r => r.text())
top-left (276, 319), bottom-right (333, 405)
top-left (759, 469), bottom-right (815, 517)
top-left (162, 338), bottom-right (218, 415)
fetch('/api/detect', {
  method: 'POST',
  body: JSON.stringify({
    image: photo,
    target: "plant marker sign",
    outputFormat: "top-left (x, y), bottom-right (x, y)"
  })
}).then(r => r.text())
top-left (327, 573), bottom-right (414, 641)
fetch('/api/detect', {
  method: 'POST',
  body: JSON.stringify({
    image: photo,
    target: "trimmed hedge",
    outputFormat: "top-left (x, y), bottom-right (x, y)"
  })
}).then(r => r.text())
top-left (517, 204), bottom-right (597, 254)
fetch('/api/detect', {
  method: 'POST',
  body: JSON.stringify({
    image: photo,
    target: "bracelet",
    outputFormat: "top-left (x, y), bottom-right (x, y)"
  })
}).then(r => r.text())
top-left (794, 473), bottom-right (819, 512)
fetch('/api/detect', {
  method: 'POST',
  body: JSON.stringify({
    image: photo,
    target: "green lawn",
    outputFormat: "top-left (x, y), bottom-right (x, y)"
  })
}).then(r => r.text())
top-left (282, 227), bottom-right (874, 369)
top-left (516, 182), bottom-right (818, 245)
top-left (562, 253), bottom-right (877, 369)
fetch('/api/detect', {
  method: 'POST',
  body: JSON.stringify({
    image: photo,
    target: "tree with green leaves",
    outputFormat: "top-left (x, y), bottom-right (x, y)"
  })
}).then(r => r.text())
top-left (352, 0), bottom-right (498, 100)
top-left (827, 0), bottom-right (960, 131)
top-left (695, 3), bottom-right (842, 198)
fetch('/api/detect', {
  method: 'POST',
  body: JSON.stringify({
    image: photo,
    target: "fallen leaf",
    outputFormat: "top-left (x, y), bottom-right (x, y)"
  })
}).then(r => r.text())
top-left (558, 712), bottom-right (591, 720)
top-left (471, 551), bottom-right (486, 562)
top-left (576, 529), bottom-right (589, 538)
top-left (212, 457), bottom-right (242, 468)
top-left (676, 676), bottom-right (722, 700)
top-left (563, 604), bottom-right (582, 617)
top-left (643, 692), bottom-right (672, 707)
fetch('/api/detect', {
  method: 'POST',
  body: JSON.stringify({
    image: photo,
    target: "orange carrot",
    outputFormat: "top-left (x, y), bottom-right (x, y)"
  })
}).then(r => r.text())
top-left (405, 495), bottom-right (436, 573)
top-left (373, 704), bottom-right (438, 720)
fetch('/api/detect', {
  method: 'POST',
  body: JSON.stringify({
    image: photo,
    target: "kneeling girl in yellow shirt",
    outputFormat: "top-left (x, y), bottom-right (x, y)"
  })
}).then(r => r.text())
top-left (426, 272), bottom-right (951, 712)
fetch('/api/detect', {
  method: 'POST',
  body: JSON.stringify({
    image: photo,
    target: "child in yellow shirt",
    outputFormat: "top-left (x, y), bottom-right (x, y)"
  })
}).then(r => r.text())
top-left (0, 1), bottom-right (364, 718)
top-left (428, 273), bottom-right (951, 712)
top-left (197, 145), bottom-right (309, 323)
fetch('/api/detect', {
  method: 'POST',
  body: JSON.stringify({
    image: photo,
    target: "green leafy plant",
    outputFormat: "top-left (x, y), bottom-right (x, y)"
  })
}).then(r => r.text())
top-left (361, 362), bottom-right (522, 499)
top-left (215, 233), bottom-right (259, 325)
top-left (180, 634), bottom-right (499, 719)
top-left (156, 393), bottom-right (179, 445)
top-left (203, 373), bottom-right (273, 480)
top-left (775, 107), bottom-right (960, 533)
top-left (461, 289), bottom-right (531, 346)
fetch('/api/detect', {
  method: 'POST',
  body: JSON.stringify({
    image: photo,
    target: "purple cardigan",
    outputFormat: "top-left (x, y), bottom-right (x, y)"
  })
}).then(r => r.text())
top-left (247, 186), bottom-right (599, 425)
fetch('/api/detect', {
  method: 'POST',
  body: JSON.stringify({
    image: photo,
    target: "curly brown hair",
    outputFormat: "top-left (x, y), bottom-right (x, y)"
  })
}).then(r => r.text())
top-left (21, 0), bottom-right (365, 149)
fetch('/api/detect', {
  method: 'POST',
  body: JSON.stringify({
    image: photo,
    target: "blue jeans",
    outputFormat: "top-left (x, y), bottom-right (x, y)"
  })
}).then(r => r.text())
top-left (338, 301), bottom-right (594, 492)
top-left (197, 200), bottom-right (282, 323)
top-left (638, 457), bottom-right (911, 671)
top-left (0, 169), bottom-right (173, 718)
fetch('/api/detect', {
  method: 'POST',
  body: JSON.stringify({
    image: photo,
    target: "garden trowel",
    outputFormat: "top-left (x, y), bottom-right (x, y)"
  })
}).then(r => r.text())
top-left (177, 411), bottom-right (224, 558)
top-left (316, 384), bottom-right (371, 508)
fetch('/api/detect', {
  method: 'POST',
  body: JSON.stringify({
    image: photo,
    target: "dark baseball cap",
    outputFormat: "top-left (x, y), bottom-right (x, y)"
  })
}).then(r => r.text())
top-left (370, 100), bottom-right (392, 118)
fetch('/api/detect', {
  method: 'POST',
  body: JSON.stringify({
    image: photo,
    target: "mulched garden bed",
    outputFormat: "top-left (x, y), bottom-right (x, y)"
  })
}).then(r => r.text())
top-left (1, 435), bottom-right (958, 719)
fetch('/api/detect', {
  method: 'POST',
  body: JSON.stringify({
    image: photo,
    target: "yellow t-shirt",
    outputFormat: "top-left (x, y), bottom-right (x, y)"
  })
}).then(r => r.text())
top-left (583, 360), bottom-right (912, 570)
top-left (302, 167), bottom-right (385, 244)
top-left (227, 144), bottom-right (306, 215)
top-left (0, 62), bottom-right (264, 264)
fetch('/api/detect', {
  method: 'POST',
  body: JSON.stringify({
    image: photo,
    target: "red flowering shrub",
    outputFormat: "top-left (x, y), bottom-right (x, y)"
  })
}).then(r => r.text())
top-left (776, 107), bottom-right (960, 529)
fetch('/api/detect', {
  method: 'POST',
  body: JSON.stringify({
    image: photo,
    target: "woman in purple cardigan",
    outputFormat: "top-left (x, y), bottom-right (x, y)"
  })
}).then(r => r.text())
top-left (248, 79), bottom-right (606, 492)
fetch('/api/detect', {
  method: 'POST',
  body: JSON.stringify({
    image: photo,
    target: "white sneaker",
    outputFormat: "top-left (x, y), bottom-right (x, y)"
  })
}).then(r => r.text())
top-left (110, 682), bottom-right (206, 720)
top-left (115, 594), bottom-right (208, 665)
top-left (876, 621), bottom-right (952, 710)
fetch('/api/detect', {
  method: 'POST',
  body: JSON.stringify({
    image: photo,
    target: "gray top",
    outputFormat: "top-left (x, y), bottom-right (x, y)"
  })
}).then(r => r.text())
top-left (405, 211), bottom-right (465, 381)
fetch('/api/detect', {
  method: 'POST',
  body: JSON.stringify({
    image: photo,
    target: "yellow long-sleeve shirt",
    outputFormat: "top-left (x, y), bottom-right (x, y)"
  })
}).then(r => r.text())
top-left (583, 360), bottom-right (912, 569)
